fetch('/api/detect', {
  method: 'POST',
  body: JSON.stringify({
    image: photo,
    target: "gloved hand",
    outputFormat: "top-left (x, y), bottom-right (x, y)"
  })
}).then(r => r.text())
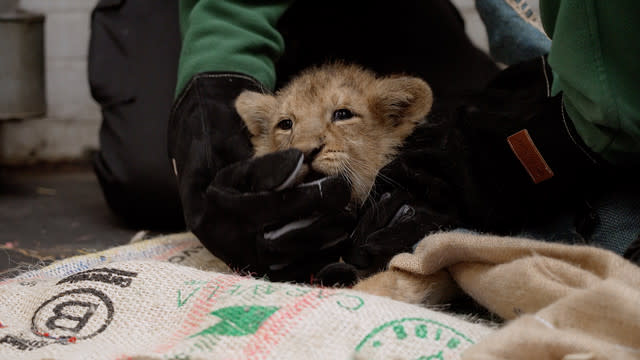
top-left (168, 73), bottom-right (354, 282)
top-left (318, 57), bottom-right (612, 285)
top-left (206, 149), bottom-right (355, 282)
top-left (313, 189), bottom-right (460, 286)
top-left (346, 189), bottom-right (460, 273)
top-left (401, 56), bottom-right (609, 236)
top-left (315, 148), bottom-right (463, 284)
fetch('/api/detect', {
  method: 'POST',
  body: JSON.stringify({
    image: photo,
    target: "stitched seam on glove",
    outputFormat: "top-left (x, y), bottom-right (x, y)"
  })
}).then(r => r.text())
top-left (172, 73), bottom-right (269, 114)
top-left (541, 56), bottom-right (551, 97)
top-left (560, 97), bottom-right (599, 165)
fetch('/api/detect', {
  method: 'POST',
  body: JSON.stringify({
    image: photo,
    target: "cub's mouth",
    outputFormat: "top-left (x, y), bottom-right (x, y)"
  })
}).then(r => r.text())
top-left (300, 164), bottom-right (357, 212)
top-left (290, 163), bottom-right (330, 187)
top-left (291, 147), bottom-right (351, 188)
top-left (295, 145), bottom-right (337, 184)
top-left (301, 168), bottom-right (328, 183)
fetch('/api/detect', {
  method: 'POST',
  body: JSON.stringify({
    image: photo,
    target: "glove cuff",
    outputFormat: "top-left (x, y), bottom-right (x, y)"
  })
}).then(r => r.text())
top-left (168, 72), bottom-right (269, 170)
top-left (171, 72), bottom-right (268, 117)
top-left (167, 72), bottom-right (269, 230)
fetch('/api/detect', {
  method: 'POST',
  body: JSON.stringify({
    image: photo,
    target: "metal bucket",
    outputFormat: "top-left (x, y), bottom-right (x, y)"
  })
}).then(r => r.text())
top-left (0, 7), bottom-right (46, 120)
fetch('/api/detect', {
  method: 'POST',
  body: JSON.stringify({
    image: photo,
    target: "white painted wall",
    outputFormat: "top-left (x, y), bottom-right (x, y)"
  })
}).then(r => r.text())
top-left (0, 0), bottom-right (100, 164)
top-left (0, 0), bottom-right (539, 164)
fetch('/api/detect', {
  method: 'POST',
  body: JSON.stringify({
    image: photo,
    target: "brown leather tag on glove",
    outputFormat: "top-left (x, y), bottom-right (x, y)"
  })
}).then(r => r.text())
top-left (507, 129), bottom-right (554, 184)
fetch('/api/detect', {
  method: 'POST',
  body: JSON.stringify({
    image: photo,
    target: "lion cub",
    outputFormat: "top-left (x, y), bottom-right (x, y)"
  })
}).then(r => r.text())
top-left (235, 63), bottom-right (433, 203)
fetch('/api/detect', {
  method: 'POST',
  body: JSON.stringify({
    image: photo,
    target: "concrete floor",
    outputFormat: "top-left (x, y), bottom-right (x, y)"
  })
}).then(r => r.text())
top-left (0, 165), bottom-right (139, 279)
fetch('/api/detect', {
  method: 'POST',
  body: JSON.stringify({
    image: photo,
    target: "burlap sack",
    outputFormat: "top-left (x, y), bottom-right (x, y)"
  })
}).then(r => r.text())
top-left (356, 231), bottom-right (640, 360)
top-left (0, 232), bottom-right (492, 360)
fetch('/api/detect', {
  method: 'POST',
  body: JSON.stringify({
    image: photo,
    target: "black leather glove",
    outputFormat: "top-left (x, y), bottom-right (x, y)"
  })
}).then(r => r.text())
top-left (206, 149), bottom-right (354, 282)
top-left (346, 189), bottom-right (459, 273)
top-left (314, 188), bottom-right (460, 285)
top-left (168, 73), bottom-right (354, 282)
top-left (400, 56), bottom-right (611, 236)
top-left (315, 150), bottom-right (462, 284)
top-left (317, 57), bottom-right (614, 285)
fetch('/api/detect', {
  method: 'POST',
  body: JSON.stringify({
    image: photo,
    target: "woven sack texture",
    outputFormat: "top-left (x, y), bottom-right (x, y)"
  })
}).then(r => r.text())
top-left (0, 233), bottom-right (492, 360)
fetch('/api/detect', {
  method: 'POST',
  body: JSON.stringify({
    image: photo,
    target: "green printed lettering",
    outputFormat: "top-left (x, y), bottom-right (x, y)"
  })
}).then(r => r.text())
top-left (205, 285), bottom-right (220, 300)
top-left (355, 318), bottom-right (475, 353)
top-left (315, 289), bottom-right (334, 299)
top-left (253, 284), bottom-right (277, 296)
top-left (447, 337), bottom-right (461, 349)
top-left (393, 324), bottom-right (407, 340)
top-left (184, 280), bottom-right (208, 285)
top-left (417, 351), bottom-right (444, 360)
top-left (335, 293), bottom-right (365, 311)
top-left (197, 338), bottom-right (213, 351)
top-left (177, 288), bottom-right (200, 308)
top-left (227, 284), bottom-right (244, 296)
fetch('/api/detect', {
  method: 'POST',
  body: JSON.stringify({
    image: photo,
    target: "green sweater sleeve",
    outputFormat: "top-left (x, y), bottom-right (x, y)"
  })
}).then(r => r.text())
top-left (176, 0), bottom-right (293, 97)
top-left (540, 0), bottom-right (640, 166)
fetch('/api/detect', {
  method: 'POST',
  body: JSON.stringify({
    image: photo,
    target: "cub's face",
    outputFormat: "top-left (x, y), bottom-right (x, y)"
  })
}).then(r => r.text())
top-left (235, 64), bottom-right (433, 203)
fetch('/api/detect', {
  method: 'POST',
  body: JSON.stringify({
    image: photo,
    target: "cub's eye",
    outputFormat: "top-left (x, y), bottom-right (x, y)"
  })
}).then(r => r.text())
top-left (333, 108), bottom-right (354, 121)
top-left (277, 119), bottom-right (293, 130)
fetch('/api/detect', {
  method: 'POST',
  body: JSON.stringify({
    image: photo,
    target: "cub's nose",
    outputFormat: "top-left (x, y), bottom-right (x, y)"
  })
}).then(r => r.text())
top-left (303, 144), bottom-right (325, 164)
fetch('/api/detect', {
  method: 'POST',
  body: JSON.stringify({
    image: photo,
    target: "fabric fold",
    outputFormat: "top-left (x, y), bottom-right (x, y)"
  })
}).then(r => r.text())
top-left (355, 231), bottom-right (640, 359)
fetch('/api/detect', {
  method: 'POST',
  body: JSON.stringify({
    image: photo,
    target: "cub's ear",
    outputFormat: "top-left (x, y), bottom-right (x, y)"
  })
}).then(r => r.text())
top-left (370, 76), bottom-right (433, 127)
top-left (234, 91), bottom-right (277, 137)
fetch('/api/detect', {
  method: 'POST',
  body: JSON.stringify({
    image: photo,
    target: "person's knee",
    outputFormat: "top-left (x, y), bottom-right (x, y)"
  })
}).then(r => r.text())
top-left (92, 149), bottom-right (184, 230)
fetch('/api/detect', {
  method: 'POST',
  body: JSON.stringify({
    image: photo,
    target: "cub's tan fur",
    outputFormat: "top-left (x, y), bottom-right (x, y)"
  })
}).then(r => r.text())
top-left (352, 268), bottom-right (460, 305)
top-left (235, 63), bottom-right (433, 203)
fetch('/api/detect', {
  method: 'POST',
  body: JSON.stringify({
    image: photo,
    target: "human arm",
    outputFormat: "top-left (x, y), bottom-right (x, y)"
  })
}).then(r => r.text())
top-left (169, 0), bottom-right (354, 281)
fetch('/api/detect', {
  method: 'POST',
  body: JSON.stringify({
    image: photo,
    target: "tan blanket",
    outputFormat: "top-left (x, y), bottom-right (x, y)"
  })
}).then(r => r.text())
top-left (354, 231), bottom-right (640, 360)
